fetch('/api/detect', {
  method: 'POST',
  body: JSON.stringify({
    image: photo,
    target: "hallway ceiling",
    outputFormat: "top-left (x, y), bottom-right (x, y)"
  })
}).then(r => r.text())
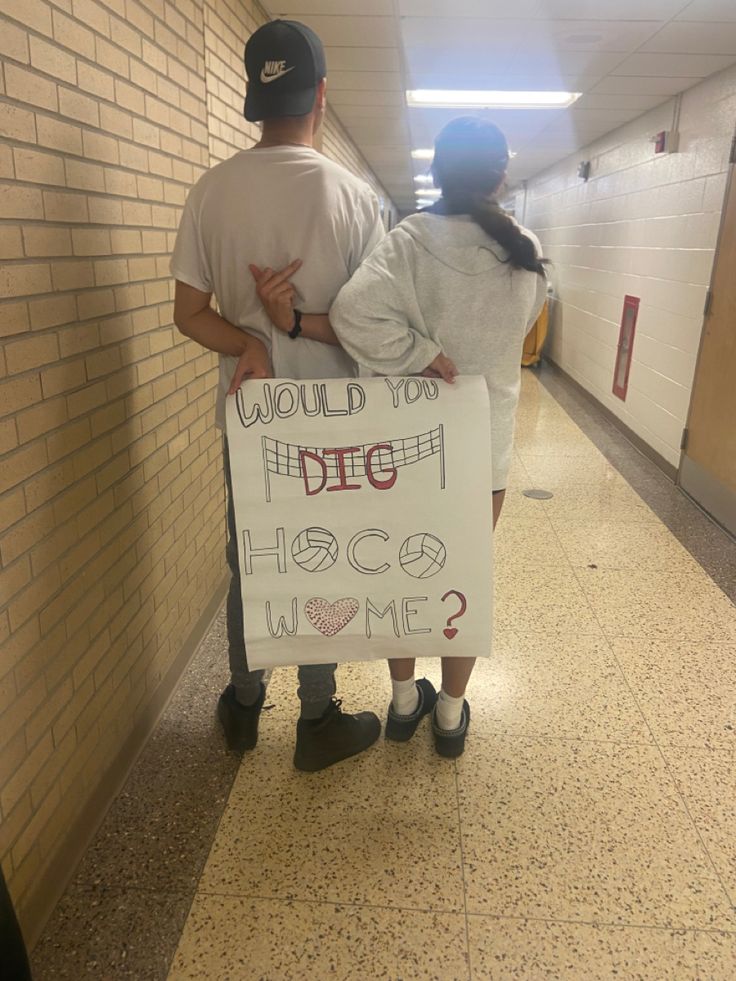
top-left (262, 1), bottom-right (736, 212)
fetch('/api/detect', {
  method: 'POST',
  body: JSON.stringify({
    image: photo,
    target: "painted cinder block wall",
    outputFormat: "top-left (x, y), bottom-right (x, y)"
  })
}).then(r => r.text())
top-left (0, 0), bottom-right (396, 939)
top-left (521, 63), bottom-right (736, 469)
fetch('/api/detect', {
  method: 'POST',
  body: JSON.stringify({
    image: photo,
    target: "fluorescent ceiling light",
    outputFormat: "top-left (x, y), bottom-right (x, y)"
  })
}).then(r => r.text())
top-left (416, 200), bottom-right (434, 208)
top-left (414, 145), bottom-right (517, 160)
top-left (414, 174), bottom-right (434, 185)
top-left (407, 89), bottom-right (581, 109)
top-left (415, 187), bottom-right (440, 198)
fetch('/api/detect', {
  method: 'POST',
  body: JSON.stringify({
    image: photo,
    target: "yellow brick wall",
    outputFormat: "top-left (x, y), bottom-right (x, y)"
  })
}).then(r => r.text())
top-left (0, 0), bottom-right (396, 935)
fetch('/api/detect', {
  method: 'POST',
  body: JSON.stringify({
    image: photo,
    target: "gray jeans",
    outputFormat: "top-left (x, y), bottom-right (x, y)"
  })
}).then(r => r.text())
top-left (224, 440), bottom-right (337, 718)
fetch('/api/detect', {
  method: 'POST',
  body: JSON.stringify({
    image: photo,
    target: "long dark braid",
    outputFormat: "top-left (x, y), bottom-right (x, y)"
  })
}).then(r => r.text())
top-left (430, 116), bottom-right (546, 276)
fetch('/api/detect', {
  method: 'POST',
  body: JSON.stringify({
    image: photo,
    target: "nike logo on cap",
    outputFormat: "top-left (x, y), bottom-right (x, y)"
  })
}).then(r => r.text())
top-left (261, 60), bottom-right (295, 83)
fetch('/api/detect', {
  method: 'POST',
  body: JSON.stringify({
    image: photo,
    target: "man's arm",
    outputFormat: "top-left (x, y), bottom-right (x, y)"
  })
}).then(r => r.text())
top-left (248, 263), bottom-right (340, 346)
top-left (249, 188), bottom-right (384, 348)
top-left (174, 281), bottom-right (271, 392)
top-left (249, 259), bottom-right (456, 382)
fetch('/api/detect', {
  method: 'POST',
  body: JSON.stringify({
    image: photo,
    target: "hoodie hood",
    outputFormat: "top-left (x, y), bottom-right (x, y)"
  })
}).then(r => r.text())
top-left (399, 212), bottom-right (509, 276)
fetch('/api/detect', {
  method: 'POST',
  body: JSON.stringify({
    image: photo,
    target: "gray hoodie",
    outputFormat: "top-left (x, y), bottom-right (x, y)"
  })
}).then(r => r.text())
top-left (330, 213), bottom-right (547, 490)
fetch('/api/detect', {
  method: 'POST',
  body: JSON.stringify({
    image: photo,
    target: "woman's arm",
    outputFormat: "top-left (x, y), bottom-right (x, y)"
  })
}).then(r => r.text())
top-left (330, 230), bottom-right (456, 380)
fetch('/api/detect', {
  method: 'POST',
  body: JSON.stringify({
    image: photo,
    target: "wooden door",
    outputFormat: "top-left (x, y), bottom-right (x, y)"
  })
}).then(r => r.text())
top-left (679, 148), bottom-right (736, 535)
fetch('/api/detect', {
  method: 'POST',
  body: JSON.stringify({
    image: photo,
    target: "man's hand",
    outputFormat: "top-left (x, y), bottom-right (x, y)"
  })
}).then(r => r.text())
top-left (424, 352), bottom-right (458, 384)
top-left (249, 259), bottom-right (302, 332)
top-left (228, 334), bottom-right (272, 394)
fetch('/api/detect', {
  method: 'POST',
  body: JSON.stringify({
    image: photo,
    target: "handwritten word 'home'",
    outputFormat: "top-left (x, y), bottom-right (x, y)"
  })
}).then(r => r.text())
top-left (265, 596), bottom-right (432, 640)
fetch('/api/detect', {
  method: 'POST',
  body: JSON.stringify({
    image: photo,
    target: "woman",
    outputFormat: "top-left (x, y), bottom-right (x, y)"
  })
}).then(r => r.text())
top-left (253, 117), bottom-right (547, 757)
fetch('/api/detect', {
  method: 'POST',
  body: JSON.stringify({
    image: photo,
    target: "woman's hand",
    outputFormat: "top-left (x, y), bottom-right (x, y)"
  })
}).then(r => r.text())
top-left (424, 352), bottom-right (458, 384)
top-left (228, 334), bottom-right (272, 394)
top-left (249, 259), bottom-right (302, 332)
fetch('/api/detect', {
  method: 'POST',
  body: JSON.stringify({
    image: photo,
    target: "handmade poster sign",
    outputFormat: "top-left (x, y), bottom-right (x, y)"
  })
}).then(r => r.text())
top-left (225, 376), bottom-right (493, 670)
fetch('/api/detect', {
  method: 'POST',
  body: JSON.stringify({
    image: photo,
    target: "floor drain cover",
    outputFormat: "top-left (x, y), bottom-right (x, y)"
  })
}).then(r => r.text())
top-left (522, 488), bottom-right (554, 500)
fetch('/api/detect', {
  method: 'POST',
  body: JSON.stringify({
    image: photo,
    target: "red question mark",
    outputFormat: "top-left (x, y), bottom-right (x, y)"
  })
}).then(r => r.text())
top-left (441, 590), bottom-right (467, 640)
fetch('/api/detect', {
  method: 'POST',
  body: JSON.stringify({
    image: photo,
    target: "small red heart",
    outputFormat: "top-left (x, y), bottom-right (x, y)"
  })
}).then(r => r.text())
top-left (443, 627), bottom-right (458, 640)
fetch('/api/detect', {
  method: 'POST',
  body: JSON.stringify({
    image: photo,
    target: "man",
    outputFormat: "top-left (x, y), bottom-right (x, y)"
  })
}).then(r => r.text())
top-left (171, 20), bottom-right (384, 771)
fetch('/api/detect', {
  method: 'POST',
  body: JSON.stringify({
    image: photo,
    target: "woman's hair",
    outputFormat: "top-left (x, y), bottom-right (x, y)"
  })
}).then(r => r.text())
top-left (430, 116), bottom-right (545, 275)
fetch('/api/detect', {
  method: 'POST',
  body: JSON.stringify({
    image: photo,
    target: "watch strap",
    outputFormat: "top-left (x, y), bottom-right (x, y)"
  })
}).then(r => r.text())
top-left (288, 309), bottom-right (303, 339)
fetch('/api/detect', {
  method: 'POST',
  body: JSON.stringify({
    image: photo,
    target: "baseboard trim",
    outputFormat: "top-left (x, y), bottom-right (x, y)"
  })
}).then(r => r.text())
top-left (23, 575), bottom-right (229, 950)
top-left (680, 455), bottom-right (736, 538)
top-left (541, 358), bottom-right (678, 482)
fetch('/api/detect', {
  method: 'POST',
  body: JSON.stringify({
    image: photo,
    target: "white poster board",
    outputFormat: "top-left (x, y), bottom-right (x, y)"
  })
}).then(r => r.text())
top-left (226, 376), bottom-right (493, 670)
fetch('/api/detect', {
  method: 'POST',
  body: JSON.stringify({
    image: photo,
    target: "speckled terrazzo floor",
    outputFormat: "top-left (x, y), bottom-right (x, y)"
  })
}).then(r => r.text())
top-left (32, 369), bottom-right (736, 980)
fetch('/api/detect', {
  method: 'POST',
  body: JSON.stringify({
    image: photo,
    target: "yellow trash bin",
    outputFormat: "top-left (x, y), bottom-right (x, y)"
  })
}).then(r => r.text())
top-left (522, 299), bottom-right (548, 367)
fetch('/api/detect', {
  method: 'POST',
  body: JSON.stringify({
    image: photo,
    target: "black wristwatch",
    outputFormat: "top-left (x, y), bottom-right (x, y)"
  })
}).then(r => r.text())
top-left (288, 309), bottom-right (303, 339)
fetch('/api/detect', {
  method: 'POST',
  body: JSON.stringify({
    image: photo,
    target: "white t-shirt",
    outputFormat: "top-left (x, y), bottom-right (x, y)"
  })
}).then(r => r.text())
top-left (170, 145), bottom-right (385, 426)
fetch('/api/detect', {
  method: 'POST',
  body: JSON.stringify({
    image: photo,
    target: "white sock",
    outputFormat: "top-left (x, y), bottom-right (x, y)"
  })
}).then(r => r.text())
top-left (391, 676), bottom-right (419, 716)
top-left (435, 690), bottom-right (464, 731)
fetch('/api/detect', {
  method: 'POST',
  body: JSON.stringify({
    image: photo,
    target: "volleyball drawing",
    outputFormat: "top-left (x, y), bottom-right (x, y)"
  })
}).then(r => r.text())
top-left (258, 424), bottom-right (445, 503)
top-left (399, 533), bottom-right (447, 579)
top-left (291, 527), bottom-right (339, 573)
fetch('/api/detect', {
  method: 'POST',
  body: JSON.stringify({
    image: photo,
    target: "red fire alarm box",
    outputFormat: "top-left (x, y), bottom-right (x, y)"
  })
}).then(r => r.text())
top-left (613, 295), bottom-right (640, 400)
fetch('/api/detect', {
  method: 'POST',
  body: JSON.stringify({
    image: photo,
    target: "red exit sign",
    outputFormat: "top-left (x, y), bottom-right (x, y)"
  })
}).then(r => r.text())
top-left (613, 295), bottom-right (640, 401)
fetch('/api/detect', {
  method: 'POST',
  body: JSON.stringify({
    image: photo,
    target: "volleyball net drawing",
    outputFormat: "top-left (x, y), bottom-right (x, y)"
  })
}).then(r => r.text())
top-left (261, 426), bottom-right (445, 502)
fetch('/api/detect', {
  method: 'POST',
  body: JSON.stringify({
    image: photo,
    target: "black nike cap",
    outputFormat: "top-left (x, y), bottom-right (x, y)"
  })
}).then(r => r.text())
top-left (244, 20), bottom-right (327, 123)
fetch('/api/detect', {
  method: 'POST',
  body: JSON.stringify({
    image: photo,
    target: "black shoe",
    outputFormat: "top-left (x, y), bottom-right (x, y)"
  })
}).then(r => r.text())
top-left (385, 678), bottom-right (438, 742)
top-left (432, 700), bottom-right (471, 759)
top-left (217, 683), bottom-right (265, 753)
top-left (294, 699), bottom-right (381, 772)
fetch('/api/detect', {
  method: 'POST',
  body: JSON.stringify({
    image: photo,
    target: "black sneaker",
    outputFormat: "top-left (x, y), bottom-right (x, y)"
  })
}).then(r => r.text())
top-left (217, 683), bottom-right (266, 753)
top-left (432, 700), bottom-right (471, 759)
top-left (293, 699), bottom-right (381, 772)
top-left (385, 678), bottom-right (438, 742)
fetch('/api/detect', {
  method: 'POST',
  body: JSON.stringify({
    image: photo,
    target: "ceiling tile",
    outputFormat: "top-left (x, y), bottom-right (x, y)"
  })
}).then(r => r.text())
top-left (325, 47), bottom-right (400, 72)
top-left (373, 166), bottom-right (415, 181)
top-left (405, 53), bottom-right (518, 82)
top-left (267, 0), bottom-right (394, 13)
top-left (405, 69), bottom-right (604, 88)
top-left (399, 1), bottom-right (542, 16)
top-left (675, 0), bottom-right (736, 20)
top-left (567, 106), bottom-right (650, 128)
top-left (401, 16), bottom-right (528, 49)
top-left (375, 163), bottom-right (414, 175)
top-left (520, 19), bottom-right (664, 51)
top-left (361, 146), bottom-right (412, 164)
top-left (502, 50), bottom-right (629, 75)
top-left (266, 0), bottom-right (736, 204)
top-left (589, 74), bottom-right (701, 94)
top-left (276, 14), bottom-right (395, 46)
top-left (611, 52), bottom-right (736, 75)
top-left (639, 22), bottom-right (736, 55)
top-left (533, 0), bottom-right (690, 17)
top-left (328, 89), bottom-right (405, 107)
top-left (574, 92), bottom-right (668, 110)
top-left (327, 71), bottom-right (402, 91)
top-left (344, 121), bottom-right (411, 142)
top-left (336, 105), bottom-right (408, 122)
